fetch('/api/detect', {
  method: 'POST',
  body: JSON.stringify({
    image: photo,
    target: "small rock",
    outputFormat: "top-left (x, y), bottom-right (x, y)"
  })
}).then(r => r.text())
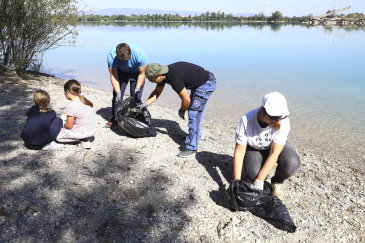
top-left (0, 217), bottom-right (6, 225)
top-left (200, 235), bottom-right (208, 242)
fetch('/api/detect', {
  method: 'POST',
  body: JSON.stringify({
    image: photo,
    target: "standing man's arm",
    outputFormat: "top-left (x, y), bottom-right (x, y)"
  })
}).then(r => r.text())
top-left (109, 67), bottom-right (120, 92)
top-left (109, 67), bottom-right (122, 102)
top-left (134, 47), bottom-right (148, 91)
top-left (145, 84), bottom-right (165, 105)
top-left (135, 65), bottom-right (147, 90)
top-left (177, 88), bottom-right (191, 112)
top-left (177, 88), bottom-right (191, 119)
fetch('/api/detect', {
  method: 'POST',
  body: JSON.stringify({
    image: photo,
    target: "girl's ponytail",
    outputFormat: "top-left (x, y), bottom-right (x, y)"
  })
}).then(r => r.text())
top-left (64, 79), bottom-right (93, 107)
top-left (79, 95), bottom-right (93, 107)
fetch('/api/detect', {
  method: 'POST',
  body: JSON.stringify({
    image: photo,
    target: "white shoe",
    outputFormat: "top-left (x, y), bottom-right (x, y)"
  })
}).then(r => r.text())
top-left (272, 183), bottom-right (285, 200)
top-left (81, 141), bottom-right (91, 149)
top-left (42, 141), bottom-right (60, 150)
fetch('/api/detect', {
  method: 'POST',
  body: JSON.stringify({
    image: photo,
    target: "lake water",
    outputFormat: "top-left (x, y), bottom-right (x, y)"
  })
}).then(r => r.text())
top-left (42, 23), bottom-right (365, 167)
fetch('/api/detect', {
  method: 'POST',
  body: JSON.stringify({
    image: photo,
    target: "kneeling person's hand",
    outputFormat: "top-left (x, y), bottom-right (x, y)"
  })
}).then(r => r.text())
top-left (251, 179), bottom-right (264, 190)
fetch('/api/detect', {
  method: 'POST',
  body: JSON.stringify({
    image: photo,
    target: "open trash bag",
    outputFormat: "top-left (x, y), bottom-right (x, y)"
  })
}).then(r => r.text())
top-left (115, 97), bottom-right (156, 137)
top-left (228, 180), bottom-right (297, 233)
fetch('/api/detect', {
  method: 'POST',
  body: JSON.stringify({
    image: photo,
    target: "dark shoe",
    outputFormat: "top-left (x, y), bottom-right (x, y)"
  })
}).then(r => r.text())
top-left (80, 136), bottom-right (94, 142)
top-left (177, 150), bottom-right (196, 158)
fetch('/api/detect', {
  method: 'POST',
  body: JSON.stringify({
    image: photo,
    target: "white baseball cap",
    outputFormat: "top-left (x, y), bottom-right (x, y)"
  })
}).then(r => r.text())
top-left (262, 91), bottom-right (289, 117)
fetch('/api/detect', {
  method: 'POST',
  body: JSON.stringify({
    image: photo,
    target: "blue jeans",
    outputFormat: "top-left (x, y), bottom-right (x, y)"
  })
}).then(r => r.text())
top-left (185, 73), bottom-right (216, 151)
top-left (111, 69), bottom-right (144, 120)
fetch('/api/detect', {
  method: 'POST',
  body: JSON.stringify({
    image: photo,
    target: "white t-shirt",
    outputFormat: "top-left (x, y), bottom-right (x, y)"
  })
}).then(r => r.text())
top-left (235, 108), bottom-right (290, 150)
top-left (65, 98), bottom-right (97, 135)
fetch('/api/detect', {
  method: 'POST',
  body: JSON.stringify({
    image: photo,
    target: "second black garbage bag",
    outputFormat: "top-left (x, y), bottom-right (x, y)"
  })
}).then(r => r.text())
top-left (229, 180), bottom-right (297, 233)
top-left (115, 97), bottom-right (156, 137)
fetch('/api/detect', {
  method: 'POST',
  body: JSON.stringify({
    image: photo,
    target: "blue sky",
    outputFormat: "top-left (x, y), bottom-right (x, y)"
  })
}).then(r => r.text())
top-left (77, 0), bottom-right (364, 17)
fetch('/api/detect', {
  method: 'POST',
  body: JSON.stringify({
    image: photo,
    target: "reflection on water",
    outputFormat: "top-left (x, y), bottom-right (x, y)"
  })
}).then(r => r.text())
top-left (42, 23), bottom-right (365, 167)
top-left (79, 21), bottom-right (305, 32)
top-left (79, 21), bottom-right (365, 32)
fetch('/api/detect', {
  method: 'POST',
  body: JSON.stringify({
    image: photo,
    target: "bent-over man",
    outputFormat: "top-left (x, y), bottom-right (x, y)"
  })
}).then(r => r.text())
top-left (142, 62), bottom-right (217, 157)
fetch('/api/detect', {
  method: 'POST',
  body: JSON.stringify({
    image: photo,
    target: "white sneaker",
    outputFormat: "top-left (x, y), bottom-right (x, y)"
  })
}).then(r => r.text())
top-left (81, 141), bottom-right (91, 149)
top-left (42, 141), bottom-right (60, 150)
top-left (272, 183), bottom-right (285, 200)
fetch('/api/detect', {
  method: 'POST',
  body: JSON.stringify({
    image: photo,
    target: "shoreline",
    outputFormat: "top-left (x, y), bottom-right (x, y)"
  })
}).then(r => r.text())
top-left (1, 71), bottom-right (364, 242)
top-left (81, 75), bottom-right (365, 173)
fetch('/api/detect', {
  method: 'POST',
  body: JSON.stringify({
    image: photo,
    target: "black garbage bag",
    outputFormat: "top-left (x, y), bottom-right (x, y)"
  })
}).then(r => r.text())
top-left (228, 180), bottom-right (297, 233)
top-left (115, 97), bottom-right (156, 137)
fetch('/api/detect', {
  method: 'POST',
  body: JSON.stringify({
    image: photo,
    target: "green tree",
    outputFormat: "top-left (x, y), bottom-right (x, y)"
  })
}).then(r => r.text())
top-left (210, 12), bottom-right (217, 21)
top-left (0, 0), bottom-right (78, 72)
top-left (225, 14), bottom-right (234, 21)
top-left (270, 11), bottom-right (283, 21)
top-left (205, 11), bottom-right (210, 21)
top-left (346, 13), bottom-right (359, 18)
top-left (325, 10), bottom-right (335, 18)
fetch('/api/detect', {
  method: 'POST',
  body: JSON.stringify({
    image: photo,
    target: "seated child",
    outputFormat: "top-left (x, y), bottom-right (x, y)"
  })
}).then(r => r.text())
top-left (21, 89), bottom-right (62, 150)
top-left (56, 79), bottom-right (97, 149)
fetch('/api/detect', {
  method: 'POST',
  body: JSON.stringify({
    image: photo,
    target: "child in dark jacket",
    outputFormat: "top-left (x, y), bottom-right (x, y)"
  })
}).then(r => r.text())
top-left (21, 89), bottom-right (62, 150)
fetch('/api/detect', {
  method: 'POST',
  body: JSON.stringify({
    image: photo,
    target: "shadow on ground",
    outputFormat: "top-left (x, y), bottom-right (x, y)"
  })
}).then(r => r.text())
top-left (95, 107), bottom-right (110, 122)
top-left (0, 73), bottom-right (194, 242)
top-left (153, 118), bottom-right (187, 149)
top-left (0, 147), bottom-right (195, 242)
top-left (0, 72), bottom-right (36, 151)
top-left (195, 151), bottom-right (233, 209)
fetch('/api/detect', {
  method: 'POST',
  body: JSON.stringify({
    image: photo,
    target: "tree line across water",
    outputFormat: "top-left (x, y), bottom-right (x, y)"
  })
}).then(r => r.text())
top-left (78, 11), bottom-right (365, 23)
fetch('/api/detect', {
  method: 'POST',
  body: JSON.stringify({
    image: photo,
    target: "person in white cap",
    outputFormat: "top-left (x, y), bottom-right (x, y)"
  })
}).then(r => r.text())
top-left (232, 91), bottom-right (300, 200)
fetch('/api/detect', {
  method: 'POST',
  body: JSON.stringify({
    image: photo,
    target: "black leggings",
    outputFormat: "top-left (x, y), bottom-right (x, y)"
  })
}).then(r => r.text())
top-left (242, 143), bottom-right (300, 183)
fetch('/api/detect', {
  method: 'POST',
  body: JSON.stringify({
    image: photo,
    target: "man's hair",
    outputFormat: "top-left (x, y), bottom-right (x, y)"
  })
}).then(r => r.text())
top-left (116, 43), bottom-right (131, 61)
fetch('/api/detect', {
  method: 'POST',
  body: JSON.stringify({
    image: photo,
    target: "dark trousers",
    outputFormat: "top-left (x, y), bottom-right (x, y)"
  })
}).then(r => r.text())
top-left (49, 117), bottom-right (63, 143)
top-left (111, 69), bottom-right (144, 120)
top-left (242, 143), bottom-right (300, 183)
top-left (22, 117), bottom-right (62, 148)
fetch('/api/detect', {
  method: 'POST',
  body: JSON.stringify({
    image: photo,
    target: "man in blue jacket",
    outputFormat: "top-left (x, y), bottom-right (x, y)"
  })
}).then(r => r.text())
top-left (142, 62), bottom-right (217, 158)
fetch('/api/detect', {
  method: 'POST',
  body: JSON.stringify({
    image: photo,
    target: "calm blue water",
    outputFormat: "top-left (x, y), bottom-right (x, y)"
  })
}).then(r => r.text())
top-left (42, 23), bottom-right (365, 163)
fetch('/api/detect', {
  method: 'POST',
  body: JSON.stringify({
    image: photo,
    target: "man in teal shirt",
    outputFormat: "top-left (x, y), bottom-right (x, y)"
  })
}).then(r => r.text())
top-left (106, 43), bottom-right (148, 127)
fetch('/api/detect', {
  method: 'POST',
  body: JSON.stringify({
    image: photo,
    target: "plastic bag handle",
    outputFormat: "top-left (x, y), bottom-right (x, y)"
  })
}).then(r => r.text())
top-left (230, 180), bottom-right (239, 212)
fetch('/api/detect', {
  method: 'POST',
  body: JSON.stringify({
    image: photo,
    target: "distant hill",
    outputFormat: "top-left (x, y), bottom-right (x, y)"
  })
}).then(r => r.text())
top-left (234, 12), bottom-right (255, 17)
top-left (82, 8), bottom-right (254, 17)
top-left (83, 8), bottom-right (200, 17)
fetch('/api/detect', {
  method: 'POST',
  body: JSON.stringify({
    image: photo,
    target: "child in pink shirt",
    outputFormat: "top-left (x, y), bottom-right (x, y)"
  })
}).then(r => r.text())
top-left (56, 79), bottom-right (97, 149)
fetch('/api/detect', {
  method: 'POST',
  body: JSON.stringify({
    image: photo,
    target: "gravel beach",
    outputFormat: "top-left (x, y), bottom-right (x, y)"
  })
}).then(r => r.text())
top-left (0, 70), bottom-right (364, 242)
